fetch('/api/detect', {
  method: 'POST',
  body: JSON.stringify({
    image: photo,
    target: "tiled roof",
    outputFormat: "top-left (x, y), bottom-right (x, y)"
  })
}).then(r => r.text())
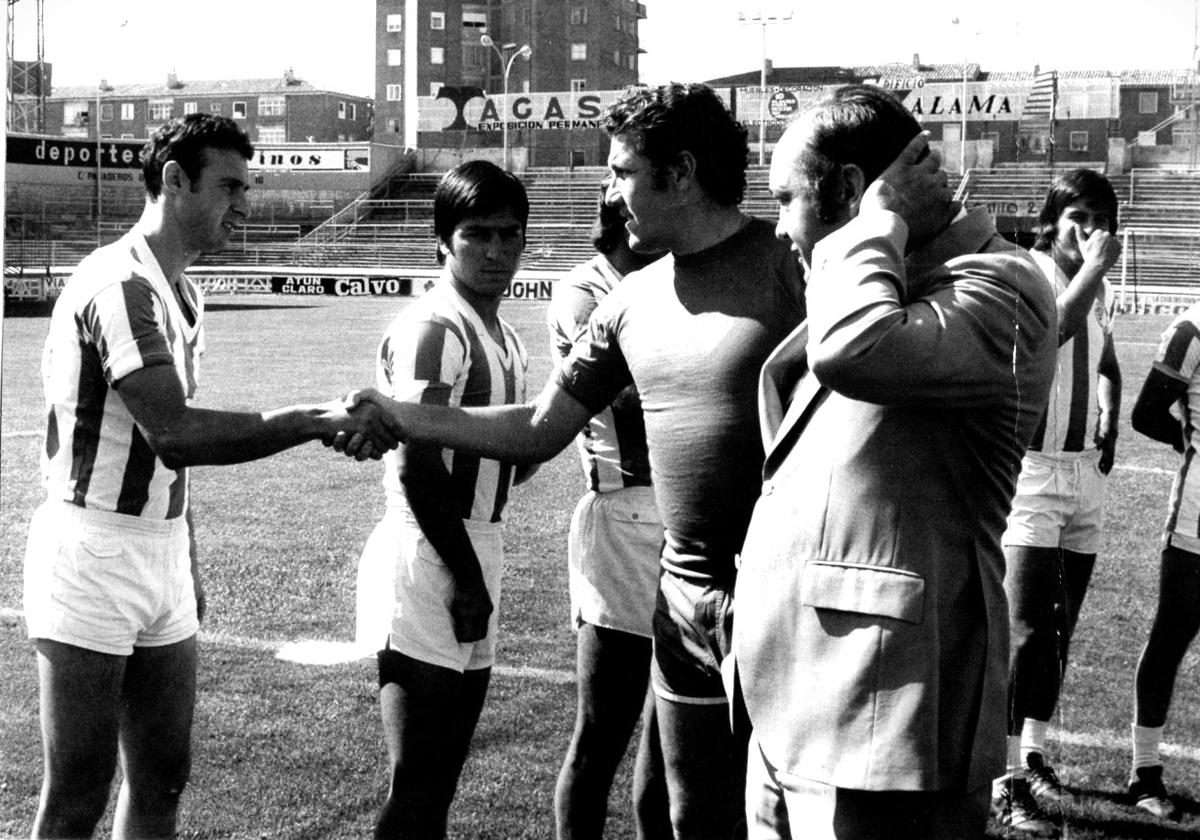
top-left (49, 75), bottom-right (364, 100)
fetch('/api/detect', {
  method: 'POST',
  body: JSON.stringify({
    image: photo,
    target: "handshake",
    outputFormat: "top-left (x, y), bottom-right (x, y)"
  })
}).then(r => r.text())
top-left (318, 388), bottom-right (405, 461)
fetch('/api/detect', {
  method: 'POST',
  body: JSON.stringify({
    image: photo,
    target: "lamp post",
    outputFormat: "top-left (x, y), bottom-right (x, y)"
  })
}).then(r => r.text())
top-left (95, 80), bottom-right (108, 245)
top-left (738, 9), bottom-right (793, 166)
top-left (481, 34), bottom-right (532, 171)
top-left (951, 16), bottom-right (973, 175)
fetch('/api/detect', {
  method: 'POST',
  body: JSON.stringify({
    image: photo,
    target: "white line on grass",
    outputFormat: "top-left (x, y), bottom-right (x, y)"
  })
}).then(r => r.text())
top-left (0, 607), bottom-right (574, 684)
top-left (1114, 464), bottom-right (1174, 475)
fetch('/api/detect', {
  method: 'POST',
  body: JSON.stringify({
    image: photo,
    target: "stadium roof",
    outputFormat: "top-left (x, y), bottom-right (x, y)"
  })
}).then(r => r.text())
top-left (48, 71), bottom-right (367, 100)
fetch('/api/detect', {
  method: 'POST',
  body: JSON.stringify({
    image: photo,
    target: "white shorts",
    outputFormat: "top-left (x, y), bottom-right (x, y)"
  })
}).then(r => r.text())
top-left (568, 486), bottom-right (663, 638)
top-left (23, 501), bottom-right (196, 656)
top-left (356, 506), bottom-right (504, 672)
top-left (1165, 449), bottom-right (1200, 554)
top-left (1002, 449), bottom-right (1107, 555)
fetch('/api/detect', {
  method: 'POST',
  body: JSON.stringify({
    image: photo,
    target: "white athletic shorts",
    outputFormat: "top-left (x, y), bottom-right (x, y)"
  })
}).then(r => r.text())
top-left (568, 485), bottom-right (662, 638)
top-left (356, 505), bottom-right (504, 672)
top-left (23, 500), bottom-right (196, 656)
top-left (1002, 449), bottom-right (1107, 555)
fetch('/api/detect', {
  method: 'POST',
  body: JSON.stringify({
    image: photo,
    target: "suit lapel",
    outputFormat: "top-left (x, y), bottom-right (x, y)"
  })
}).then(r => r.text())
top-left (758, 321), bottom-right (832, 478)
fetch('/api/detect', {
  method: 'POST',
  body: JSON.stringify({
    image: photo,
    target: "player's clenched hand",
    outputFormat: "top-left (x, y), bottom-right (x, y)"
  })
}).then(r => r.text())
top-left (1075, 224), bottom-right (1121, 273)
top-left (862, 131), bottom-right (956, 242)
top-left (320, 397), bottom-right (401, 461)
top-left (450, 580), bottom-right (493, 643)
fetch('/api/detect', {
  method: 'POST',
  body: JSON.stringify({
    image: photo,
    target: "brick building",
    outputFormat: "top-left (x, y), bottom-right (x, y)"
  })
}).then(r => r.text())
top-left (40, 69), bottom-right (372, 146)
top-left (375, 0), bottom-right (644, 167)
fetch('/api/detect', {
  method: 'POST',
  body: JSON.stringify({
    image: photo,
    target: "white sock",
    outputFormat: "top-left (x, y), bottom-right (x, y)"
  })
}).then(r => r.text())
top-left (1132, 724), bottom-right (1164, 773)
top-left (1007, 734), bottom-right (1024, 778)
top-left (1021, 718), bottom-right (1050, 762)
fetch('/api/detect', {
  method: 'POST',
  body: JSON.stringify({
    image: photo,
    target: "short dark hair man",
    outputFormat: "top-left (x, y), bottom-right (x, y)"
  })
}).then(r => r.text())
top-left (355, 160), bottom-right (535, 840)
top-left (22, 113), bottom-right (397, 838)
top-left (546, 188), bottom-right (669, 840)
top-left (731, 85), bottom-right (1057, 839)
top-left (349, 83), bottom-right (806, 838)
top-left (995, 168), bottom-right (1123, 835)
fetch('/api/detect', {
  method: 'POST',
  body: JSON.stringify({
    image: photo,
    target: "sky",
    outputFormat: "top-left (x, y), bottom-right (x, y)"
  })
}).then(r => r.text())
top-left (8, 0), bottom-right (1199, 99)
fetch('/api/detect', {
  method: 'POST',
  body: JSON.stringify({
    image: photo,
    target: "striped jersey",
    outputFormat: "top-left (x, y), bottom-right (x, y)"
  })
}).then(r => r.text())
top-left (546, 254), bottom-right (651, 494)
top-left (1150, 305), bottom-right (1200, 550)
top-left (1027, 249), bottom-right (1112, 453)
top-left (40, 229), bottom-right (203, 519)
top-left (378, 278), bottom-right (528, 523)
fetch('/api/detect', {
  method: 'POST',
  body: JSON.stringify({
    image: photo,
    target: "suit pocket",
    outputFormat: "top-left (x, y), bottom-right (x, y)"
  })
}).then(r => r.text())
top-left (800, 561), bottom-right (925, 625)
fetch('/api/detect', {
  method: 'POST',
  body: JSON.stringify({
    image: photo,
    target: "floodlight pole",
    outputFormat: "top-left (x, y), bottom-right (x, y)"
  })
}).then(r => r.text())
top-left (738, 9), bottom-right (793, 166)
top-left (482, 35), bottom-right (532, 171)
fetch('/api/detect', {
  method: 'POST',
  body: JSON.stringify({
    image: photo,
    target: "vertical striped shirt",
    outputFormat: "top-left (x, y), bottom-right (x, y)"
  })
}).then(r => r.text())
top-left (546, 253), bottom-right (652, 494)
top-left (378, 278), bottom-right (528, 523)
top-left (1027, 249), bottom-right (1112, 453)
top-left (1148, 306), bottom-right (1200, 551)
top-left (40, 229), bottom-right (203, 519)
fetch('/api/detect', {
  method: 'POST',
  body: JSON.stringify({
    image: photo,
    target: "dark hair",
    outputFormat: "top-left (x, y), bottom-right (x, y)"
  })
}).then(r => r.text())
top-left (603, 83), bottom-right (748, 207)
top-left (1033, 168), bottom-right (1119, 251)
top-left (141, 113), bottom-right (254, 199)
top-left (792, 84), bottom-right (921, 223)
top-left (433, 160), bottom-right (529, 264)
top-left (590, 184), bottom-right (627, 255)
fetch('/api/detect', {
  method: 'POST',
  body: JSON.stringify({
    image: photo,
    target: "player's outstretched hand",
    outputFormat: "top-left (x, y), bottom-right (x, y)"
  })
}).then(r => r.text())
top-left (320, 395), bottom-right (401, 461)
top-left (862, 131), bottom-right (956, 243)
top-left (1075, 224), bottom-right (1122, 273)
top-left (450, 580), bottom-right (494, 643)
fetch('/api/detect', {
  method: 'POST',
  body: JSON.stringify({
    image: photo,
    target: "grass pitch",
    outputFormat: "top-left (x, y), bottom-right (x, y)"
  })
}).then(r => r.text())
top-left (3, 296), bottom-right (1200, 839)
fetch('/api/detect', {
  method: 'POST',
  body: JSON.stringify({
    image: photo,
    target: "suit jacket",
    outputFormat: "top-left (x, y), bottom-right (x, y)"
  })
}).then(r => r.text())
top-left (733, 207), bottom-right (1056, 793)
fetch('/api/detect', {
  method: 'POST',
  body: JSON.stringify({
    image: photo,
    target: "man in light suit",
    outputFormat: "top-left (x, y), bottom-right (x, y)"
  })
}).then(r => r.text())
top-left (732, 85), bottom-right (1058, 839)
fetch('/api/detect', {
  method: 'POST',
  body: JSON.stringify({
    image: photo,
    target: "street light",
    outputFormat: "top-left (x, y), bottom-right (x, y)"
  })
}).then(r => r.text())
top-left (738, 9), bottom-right (793, 166)
top-left (951, 16), bottom-right (976, 175)
top-left (481, 34), bottom-right (532, 171)
top-left (95, 79), bottom-right (112, 245)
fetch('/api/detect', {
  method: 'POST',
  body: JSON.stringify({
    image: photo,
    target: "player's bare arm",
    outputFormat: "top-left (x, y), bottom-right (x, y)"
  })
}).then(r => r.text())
top-left (1132, 367), bottom-right (1187, 453)
top-left (346, 379), bottom-right (593, 465)
top-left (114, 364), bottom-right (401, 468)
top-left (1096, 334), bottom-right (1122, 474)
top-left (1057, 225), bottom-right (1122, 345)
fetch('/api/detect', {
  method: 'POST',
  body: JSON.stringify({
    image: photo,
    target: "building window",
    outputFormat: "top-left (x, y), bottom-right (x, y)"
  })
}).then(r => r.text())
top-left (338, 101), bottom-right (346, 119)
top-left (258, 95), bottom-right (286, 117)
top-left (613, 49), bottom-right (621, 65)
top-left (431, 47), bottom-right (445, 64)
top-left (614, 13), bottom-right (621, 30)
top-left (388, 48), bottom-right (402, 66)
top-left (571, 6), bottom-right (588, 24)
top-left (1069, 131), bottom-right (1089, 152)
top-left (98, 103), bottom-right (113, 121)
top-left (1139, 91), bottom-right (1159, 114)
top-left (63, 100), bottom-right (89, 126)
top-left (572, 43), bottom-right (587, 60)
top-left (258, 125), bottom-right (286, 144)
top-left (120, 103), bottom-right (134, 121)
top-left (386, 117), bottom-right (401, 133)
top-left (386, 84), bottom-right (402, 101)
top-left (386, 13), bottom-right (402, 32)
top-left (430, 82), bottom-right (443, 96)
top-left (431, 11), bottom-right (445, 29)
top-left (149, 99), bottom-right (172, 120)
top-left (210, 102), bottom-right (222, 113)
top-left (461, 10), bottom-right (486, 30)
top-left (522, 8), bottom-right (532, 25)
top-left (625, 18), bottom-right (636, 35)
top-left (232, 101), bottom-right (247, 119)
top-left (463, 43), bottom-right (486, 68)
top-left (183, 101), bottom-right (198, 115)
top-left (120, 133), bottom-right (134, 139)
top-left (348, 103), bottom-right (357, 120)
top-left (570, 79), bottom-right (587, 92)
top-left (627, 53), bottom-right (636, 70)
